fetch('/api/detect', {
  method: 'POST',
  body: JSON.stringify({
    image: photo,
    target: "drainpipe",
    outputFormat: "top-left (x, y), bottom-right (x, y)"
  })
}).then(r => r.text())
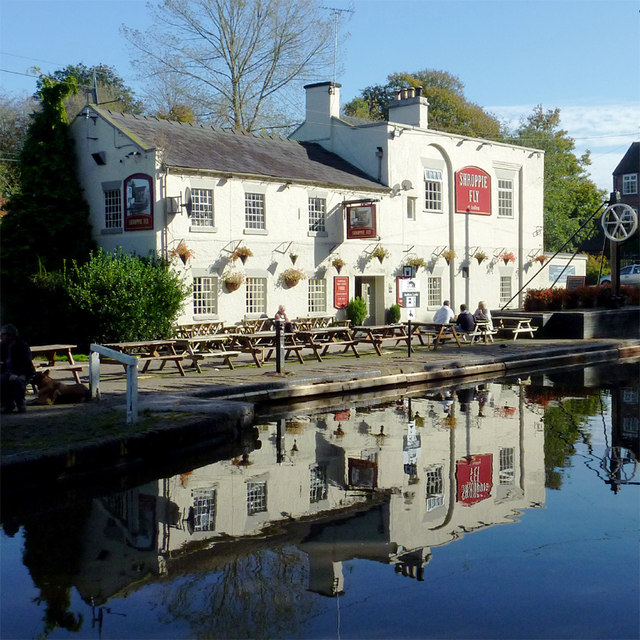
top-left (376, 146), bottom-right (384, 183)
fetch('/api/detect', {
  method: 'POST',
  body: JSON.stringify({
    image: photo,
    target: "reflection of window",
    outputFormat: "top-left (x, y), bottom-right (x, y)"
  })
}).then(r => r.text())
top-left (498, 179), bottom-right (513, 217)
top-left (191, 188), bottom-right (214, 227)
top-left (622, 417), bottom-right (638, 438)
top-left (425, 465), bottom-right (444, 510)
top-left (104, 189), bottom-right (122, 229)
top-left (499, 276), bottom-right (512, 306)
top-left (310, 464), bottom-right (327, 503)
top-left (309, 197), bottom-right (326, 232)
top-left (424, 169), bottom-right (442, 212)
top-left (622, 173), bottom-right (638, 195)
top-left (192, 488), bottom-right (216, 531)
top-left (308, 278), bottom-right (326, 313)
top-left (499, 448), bottom-right (515, 485)
top-left (245, 193), bottom-right (265, 229)
top-left (193, 276), bottom-right (217, 315)
top-left (246, 481), bottom-right (267, 514)
top-left (427, 277), bottom-right (441, 306)
top-left (246, 278), bottom-right (267, 314)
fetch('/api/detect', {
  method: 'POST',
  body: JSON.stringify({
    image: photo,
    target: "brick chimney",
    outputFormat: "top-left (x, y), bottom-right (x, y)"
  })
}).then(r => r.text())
top-left (388, 86), bottom-right (429, 129)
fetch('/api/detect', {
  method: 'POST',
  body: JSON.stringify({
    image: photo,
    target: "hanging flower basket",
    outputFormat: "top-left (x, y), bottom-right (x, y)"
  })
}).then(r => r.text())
top-left (169, 241), bottom-right (195, 264)
top-left (231, 246), bottom-right (253, 264)
top-left (442, 249), bottom-right (456, 265)
top-left (405, 256), bottom-right (427, 270)
top-left (369, 246), bottom-right (390, 264)
top-left (282, 268), bottom-right (306, 287)
top-left (331, 257), bottom-right (346, 274)
top-left (289, 253), bottom-right (298, 265)
top-left (500, 251), bottom-right (516, 265)
top-left (223, 270), bottom-right (244, 292)
top-left (534, 254), bottom-right (547, 265)
top-left (474, 251), bottom-right (487, 264)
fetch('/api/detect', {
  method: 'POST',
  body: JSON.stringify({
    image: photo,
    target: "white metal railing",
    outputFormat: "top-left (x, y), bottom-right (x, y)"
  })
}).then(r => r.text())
top-left (89, 344), bottom-right (139, 424)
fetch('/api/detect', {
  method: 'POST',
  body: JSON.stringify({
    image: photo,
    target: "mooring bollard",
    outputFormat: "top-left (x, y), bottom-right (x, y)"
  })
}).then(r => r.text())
top-left (275, 318), bottom-right (285, 373)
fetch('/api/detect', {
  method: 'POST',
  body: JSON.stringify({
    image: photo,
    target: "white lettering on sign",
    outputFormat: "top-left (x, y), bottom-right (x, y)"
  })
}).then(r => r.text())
top-left (459, 173), bottom-right (488, 189)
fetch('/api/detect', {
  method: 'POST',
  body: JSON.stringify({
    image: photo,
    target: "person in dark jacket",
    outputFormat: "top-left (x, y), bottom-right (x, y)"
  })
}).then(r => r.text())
top-left (455, 304), bottom-right (476, 335)
top-left (1, 324), bottom-right (35, 413)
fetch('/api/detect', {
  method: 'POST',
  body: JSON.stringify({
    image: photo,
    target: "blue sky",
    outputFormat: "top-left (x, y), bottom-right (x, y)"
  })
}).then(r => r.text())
top-left (1, 0), bottom-right (638, 190)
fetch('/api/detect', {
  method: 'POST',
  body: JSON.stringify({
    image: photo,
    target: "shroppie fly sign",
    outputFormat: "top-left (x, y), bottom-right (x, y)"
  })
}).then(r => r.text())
top-left (455, 166), bottom-right (491, 215)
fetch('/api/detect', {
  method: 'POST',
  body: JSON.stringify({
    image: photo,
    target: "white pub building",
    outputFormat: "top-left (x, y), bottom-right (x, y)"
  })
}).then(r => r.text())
top-left (70, 82), bottom-right (583, 326)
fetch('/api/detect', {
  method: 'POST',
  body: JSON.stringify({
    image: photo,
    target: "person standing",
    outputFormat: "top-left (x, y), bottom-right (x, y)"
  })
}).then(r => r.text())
top-left (433, 300), bottom-right (455, 324)
top-left (1, 324), bottom-right (35, 413)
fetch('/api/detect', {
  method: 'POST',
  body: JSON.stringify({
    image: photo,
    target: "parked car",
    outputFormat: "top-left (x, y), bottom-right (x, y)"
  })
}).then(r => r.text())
top-left (599, 264), bottom-right (640, 285)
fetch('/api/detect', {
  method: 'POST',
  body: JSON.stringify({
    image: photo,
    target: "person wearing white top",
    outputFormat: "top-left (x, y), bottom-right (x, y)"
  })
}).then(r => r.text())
top-left (433, 300), bottom-right (455, 324)
top-left (473, 301), bottom-right (493, 329)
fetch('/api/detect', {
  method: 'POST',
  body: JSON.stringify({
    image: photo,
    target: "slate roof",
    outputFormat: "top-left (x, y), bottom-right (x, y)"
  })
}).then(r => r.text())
top-left (92, 107), bottom-right (386, 192)
top-left (613, 142), bottom-right (639, 175)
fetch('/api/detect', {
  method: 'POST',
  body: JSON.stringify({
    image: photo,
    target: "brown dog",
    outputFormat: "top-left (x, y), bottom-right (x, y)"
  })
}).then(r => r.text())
top-left (32, 370), bottom-right (91, 405)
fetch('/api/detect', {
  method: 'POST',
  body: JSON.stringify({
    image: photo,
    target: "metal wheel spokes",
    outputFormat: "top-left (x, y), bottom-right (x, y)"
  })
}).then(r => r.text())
top-left (601, 203), bottom-right (638, 242)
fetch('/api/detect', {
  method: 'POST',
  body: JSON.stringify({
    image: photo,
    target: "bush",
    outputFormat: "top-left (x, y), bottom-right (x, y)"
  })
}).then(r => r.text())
top-left (584, 253), bottom-right (609, 285)
top-left (388, 303), bottom-right (401, 323)
top-left (345, 297), bottom-right (368, 326)
top-left (31, 249), bottom-right (190, 347)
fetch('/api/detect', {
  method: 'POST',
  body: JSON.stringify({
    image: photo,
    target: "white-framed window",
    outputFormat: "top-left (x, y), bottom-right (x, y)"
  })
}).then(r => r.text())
top-left (407, 196), bottom-right (417, 220)
top-left (424, 169), bottom-right (442, 212)
top-left (427, 277), bottom-right (442, 306)
top-left (245, 192), bottom-right (266, 229)
top-left (622, 173), bottom-right (638, 195)
top-left (499, 448), bottom-right (515, 485)
top-left (193, 276), bottom-right (218, 315)
top-left (500, 276), bottom-right (512, 306)
top-left (246, 277), bottom-right (267, 314)
top-left (191, 487), bottom-right (216, 531)
top-left (425, 465), bottom-right (444, 511)
top-left (309, 196), bottom-right (326, 232)
top-left (498, 179), bottom-right (513, 217)
top-left (104, 189), bottom-right (122, 229)
top-left (310, 464), bottom-right (328, 503)
top-left (308, 278), bottom-right (327, 313)
top-left (246, 481), bottom-right (267, 515)
top-left (190, 188), bottom-right (214, 227)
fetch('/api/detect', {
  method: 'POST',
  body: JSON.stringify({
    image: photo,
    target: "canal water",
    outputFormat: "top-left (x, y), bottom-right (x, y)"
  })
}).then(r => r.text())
top-left (1, 361), bottom-right (638, 639)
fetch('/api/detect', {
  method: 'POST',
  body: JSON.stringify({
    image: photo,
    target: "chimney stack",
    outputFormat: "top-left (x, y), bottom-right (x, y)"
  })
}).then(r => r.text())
top-left (388, 86), bottom-right (429, 129)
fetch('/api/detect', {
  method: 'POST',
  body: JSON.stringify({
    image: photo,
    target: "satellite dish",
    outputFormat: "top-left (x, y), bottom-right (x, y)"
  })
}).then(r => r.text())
top-left (401, 179), bottom-right (413, 191)
top-left (182, 187), bottom-right (192, 215)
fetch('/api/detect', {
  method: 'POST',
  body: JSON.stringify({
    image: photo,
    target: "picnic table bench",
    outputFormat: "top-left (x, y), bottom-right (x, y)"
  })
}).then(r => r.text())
top-left (227, 331), bottom-right (305, 367)
top-left (173, 321), bottom-right (227, 338)
top-left (493, 316), bottom-right (538, 340)
top-left (410, 323), bottom-right (463, 349)
top-left (104, 340), bottom-right (186, 376)
top-left (465, 320), bottom-right (498, 344)
top-left (173, 335), bottom-right (241, 371)
top-left (352, 324), bottom-right (411, 356)
top-left (295, 327), bottom-right (360, 362)
top-left (30, 344), bottom-right (85, 383)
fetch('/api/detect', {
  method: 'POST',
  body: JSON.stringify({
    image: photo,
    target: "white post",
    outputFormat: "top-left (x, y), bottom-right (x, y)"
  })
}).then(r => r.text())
top-left (126, 361), bottom-right (138, 425)
top-left (89, 350), bottom-right (101, 399)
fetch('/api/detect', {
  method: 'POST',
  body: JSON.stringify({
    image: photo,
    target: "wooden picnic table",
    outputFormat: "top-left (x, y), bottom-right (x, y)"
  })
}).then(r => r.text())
top-left (227, 331), bottom-right (304, 367)
top-left (104, 339), bottom-right (186, 376)
top-left (30, 344), bottom-right (84, 383)
top-left (352, 324), bottom-right (411, 356)
top-left (410, 322), bottom-right (463, 349)
top-left (493, 316), bottom-right (538, 340)
top-left (295, 326), bottom-right (360, 362)
top-left (173, 334), bottom-right (241, 371)
top-left (466, 320), bottom-right (497, 344)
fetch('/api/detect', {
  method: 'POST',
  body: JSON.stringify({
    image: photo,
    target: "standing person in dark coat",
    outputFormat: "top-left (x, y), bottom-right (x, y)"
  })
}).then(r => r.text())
top-left (1, 324), bottom-right (35, 413)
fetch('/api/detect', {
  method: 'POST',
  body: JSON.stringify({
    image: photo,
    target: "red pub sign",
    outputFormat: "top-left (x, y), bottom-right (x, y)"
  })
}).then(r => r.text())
top-left (346, 203), bottom-right (377, 239)
top-left (456, 453), bottom-right (493, 505)
top-left (333, 276), bottom-right (349, 309)
top-left (455, 166), bottom-right (491, 215)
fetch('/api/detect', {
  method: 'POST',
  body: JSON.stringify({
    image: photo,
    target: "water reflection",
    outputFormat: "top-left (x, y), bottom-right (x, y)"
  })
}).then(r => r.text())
top-left (2, 361), bottom-right (638, 639)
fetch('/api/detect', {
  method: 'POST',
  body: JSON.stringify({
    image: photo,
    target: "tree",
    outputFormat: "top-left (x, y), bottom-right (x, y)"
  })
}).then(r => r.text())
top-left (0, 76), bottom-right (95, 330)
top-left (36, 63), bottom-right (144, 120)
top-left (508, 106), bottom-right (606, 252)
top-left (0, 94), bottom-right (35, 200)
top-left (343, 69), bottom-right (505, 141)
top-left (123, 0), bottom-right (333, 131)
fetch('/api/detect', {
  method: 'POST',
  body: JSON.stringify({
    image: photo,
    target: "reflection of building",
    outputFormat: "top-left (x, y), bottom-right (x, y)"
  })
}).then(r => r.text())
top-left (66, 381), bottom-right (545, 604)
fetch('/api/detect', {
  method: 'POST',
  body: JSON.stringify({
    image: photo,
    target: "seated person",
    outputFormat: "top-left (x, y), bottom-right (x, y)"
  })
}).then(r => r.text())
top-left (1, 324), bottom-right (35, 414)
top-left (455, 304), bottom-right (476, 335)
top-left (473, 300), bottom-right (493, 329)
top-left (433, 300), bottom-right (455, 324)
top-left (274, 305), bottom-right (293, 333)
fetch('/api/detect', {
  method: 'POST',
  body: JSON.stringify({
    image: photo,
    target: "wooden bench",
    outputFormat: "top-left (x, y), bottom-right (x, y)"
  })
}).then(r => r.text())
top-left (494, 317), bottom-right (538, 340)
top-left (174, 321), bottom-right (226, 338)
top-left (464, 322), bottom-right (498, 344)
top-left (185, 350), bottom-right (242, 372)
top-left (139, 355), bottom-right (186, 376)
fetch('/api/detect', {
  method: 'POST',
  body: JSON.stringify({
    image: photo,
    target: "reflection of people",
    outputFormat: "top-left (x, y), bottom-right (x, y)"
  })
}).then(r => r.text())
top-left (455, 304), bottom-right (475, 334)
top-left (274, 305), bottom-right (293, 333)
top-left (1, 324), bottom-right (35, 413)
top-left (433, 300), bottom-right (455, 324)
top-left (473, 301), bottom-right (493, 329)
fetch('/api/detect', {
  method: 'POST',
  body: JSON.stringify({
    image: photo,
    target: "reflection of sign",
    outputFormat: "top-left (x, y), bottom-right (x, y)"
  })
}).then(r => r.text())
top-left (455, 166), bottom-right (491, 215)
top-left (124, 173), bottom-right (154, 231)
top-left (403, 422), bottom-right (422, 467)
top-left (549, 264), bottom-right (575, 284)
top-left (456, 454), bottom-right (493, 505)
top-left (346, 204), bottom-right (377, 239)
top-left (566, 276), bottom-right (586, 290)
top-left (333, 276), bottom-right (349, 309)
top-left (349, 458), bottom-right (378, 489)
